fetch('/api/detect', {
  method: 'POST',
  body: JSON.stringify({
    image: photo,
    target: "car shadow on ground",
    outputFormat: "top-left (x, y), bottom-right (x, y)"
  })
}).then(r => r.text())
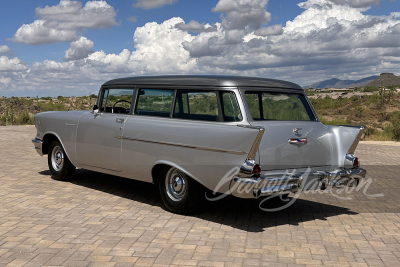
top-left (39, 169), bottom-right (358, 233)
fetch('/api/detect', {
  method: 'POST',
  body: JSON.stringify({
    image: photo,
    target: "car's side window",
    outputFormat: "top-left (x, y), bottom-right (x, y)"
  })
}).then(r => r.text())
top-left (100, 89), bottom-right (134, 114)
top-left (173, 91), bottom-right (219, 121)
top-left (221, 92), bottom-right (242, 122)
top-left (244, 93), bottom-right (261, 120)
top-left (135, 89), bottom-right (174, 117)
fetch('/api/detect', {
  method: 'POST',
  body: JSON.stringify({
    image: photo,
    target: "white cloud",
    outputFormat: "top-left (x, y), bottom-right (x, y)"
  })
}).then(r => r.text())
top-left (0, 45), bottom-right (12, 55)
top-left (127, 16), bottom-right (137, 22)
top-left (212, 0), bottom-right (271, 31)
top-left (175, 21), bottom-right (217, 33)
top-left (181, 0), bottom-right (273, 57)
top-left (0, 56), bottom-right (28, 71)
top-left (64, 37), bottom-right (94, 61)
top-left (9, 0), bottom-right (118, 45)
top-left (131, 17), bottom-right (196, 72)
top-left (254, 24), bottom-right (283, 36)
top-left (330, 0), bottom-right (383, 8)
top-left (10, 20), bottom-right (77, 45)
top-left (0, 77), bottom-right (11, 86)
top-left (133, 0), bottom-right (178, 9)
top-left (2, 0), bottom-right (400, 96)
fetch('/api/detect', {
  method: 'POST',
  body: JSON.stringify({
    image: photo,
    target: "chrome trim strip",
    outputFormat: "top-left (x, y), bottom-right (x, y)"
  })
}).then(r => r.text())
top-left (246, 127), bottom-right (265, 160)
top-left (348, 126), bottom-right (364, 154)
top-left (237, 124), bottom-right (264, 130)
top-left (64, 123), bottom-right (75, 126)
top-left (116, 136), bottom-right (247, 155)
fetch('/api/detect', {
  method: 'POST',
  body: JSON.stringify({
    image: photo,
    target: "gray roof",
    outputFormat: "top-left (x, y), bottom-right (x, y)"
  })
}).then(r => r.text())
top-left (102, 75), bottom-right (302, 90)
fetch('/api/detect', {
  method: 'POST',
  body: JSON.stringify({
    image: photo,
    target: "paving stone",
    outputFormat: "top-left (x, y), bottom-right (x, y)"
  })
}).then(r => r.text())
top-left (1, 126), bottom-right (400, 266)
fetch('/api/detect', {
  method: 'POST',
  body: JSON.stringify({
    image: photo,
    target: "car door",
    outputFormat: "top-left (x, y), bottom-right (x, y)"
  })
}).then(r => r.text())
top-left (76, 88), bottom-right (134, 171)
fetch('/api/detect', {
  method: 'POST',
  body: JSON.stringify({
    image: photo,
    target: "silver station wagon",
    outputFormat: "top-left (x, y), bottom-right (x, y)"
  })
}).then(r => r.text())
top-left (32, 75), bottom-right (366, 214)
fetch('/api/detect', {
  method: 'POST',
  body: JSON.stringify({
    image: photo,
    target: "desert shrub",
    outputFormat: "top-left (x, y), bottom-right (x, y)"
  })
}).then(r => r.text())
top-left (355, 106), bottom-right (364, 118)
top-left (350, 96), bottom-right (360, 102)
top-left (390, 111), bottom-right (400, 124)
top-left (364, 86), bottom-right (379, 92)
top-left (16, 111), bottom-right (34, 125)
top-left (304, 89), bottom-right (316, 96)
top-left (310, 96), bottom-right (350, 110)
top-left (367, 93), bottom-right (380, 104)
top-left (19, 98), bottom-right (33, 105)
top-left (377, 111), bottom-right (388, 122)
top-left (393, 124), bottom-right (400, 141)
top-left (319, 116), bottom-right (350, 125)
top-left (363, 126), bottom-right (377, 137)
top-left (37, 102), bottom-right (68, 112)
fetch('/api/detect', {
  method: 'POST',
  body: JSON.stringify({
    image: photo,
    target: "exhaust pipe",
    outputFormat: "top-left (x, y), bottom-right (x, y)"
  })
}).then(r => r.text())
top-left (253, 189), bottom-right (261, 198)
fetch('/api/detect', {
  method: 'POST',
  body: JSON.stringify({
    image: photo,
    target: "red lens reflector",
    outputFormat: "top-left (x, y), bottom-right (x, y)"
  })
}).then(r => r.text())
top-left (353, 157), bottom-right (359, 167)
top-left (252, 164), bottom-right (261, 174)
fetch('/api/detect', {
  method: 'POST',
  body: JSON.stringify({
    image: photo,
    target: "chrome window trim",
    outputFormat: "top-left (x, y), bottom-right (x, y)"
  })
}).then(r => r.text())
top-left (116, 135), bottom-right (247, 155)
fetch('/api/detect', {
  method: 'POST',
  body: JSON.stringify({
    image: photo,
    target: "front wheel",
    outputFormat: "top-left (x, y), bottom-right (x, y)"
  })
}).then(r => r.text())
top-left (159, 167), bottom-right (202, 214)
top-left (48, 140), bottom-right (75, 181)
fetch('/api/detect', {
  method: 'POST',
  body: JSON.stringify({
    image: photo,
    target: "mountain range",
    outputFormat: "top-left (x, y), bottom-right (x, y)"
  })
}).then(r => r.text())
top-left (365, 73), bottom-right (400, 87)
top-left (306, 76), bottom-right (379, 89)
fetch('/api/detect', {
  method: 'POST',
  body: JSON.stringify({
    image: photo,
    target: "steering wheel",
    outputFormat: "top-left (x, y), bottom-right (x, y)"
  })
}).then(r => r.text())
top-left (112, 100), bottom-right (131, 113)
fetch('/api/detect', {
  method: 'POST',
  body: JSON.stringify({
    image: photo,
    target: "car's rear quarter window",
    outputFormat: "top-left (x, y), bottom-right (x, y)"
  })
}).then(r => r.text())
top-left (245, 92), bottom-right (315, 121)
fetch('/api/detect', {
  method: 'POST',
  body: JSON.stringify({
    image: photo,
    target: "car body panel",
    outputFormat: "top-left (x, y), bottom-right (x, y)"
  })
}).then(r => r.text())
top-left (32, 75), bottom-right (366, 199)
top-left (34, 111), bottom-right (86, 164)
top-left (76, 112), bottom-right (130, 171)
top-left (120, 115), bottom-right (260, 193)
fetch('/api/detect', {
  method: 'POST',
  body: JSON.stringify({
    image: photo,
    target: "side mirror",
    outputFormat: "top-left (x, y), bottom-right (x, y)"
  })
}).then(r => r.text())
top-left (92, 104), bottom-right (99, 115)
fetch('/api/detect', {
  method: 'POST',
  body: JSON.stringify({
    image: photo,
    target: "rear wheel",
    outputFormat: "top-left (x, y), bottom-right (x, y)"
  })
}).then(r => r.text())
top-left (48, 140), bottom-right (75, 181)
top-left (159, 167), bottom-right (202, 214)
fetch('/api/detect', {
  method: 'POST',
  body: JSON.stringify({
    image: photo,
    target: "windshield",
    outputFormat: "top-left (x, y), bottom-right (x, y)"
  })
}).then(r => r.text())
top-left (245, 91), bottom-right (315, 121)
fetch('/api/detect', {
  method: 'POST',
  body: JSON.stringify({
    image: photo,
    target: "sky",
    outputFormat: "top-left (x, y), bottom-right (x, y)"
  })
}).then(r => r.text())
top-left (0, 0), bottom-right (399, 97)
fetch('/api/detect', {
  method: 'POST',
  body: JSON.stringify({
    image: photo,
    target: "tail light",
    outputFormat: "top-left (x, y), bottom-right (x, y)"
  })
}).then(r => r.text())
top-left (353, 157), bottom-right (359, 168)
top-left (252, 164), bottom-right (261, 174)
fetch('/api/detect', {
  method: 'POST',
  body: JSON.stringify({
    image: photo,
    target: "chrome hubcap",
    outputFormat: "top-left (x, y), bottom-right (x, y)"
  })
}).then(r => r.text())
top-left (165, 168), bottom-right (187, 202)
top-left (51, 145), bottom-right (64, 172)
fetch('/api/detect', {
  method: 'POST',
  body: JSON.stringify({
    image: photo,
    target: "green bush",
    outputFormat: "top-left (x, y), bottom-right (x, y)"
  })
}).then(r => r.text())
top-left (364, 126), bottom-right (377, 137)
top-left (37, 102), bottom-right (68, 112)
top-left (368, 93), bottom-right (380, 104)
top-left (310, 95), bottom-right (350, 110)
top-left (364, 86), bottom-right (379, 92)
top-left (319, 116), bottom-right (350, 125)
top-left (390, 111), bottom-right (400, 124)
top-left (16, 111), bottom-right (34, 125)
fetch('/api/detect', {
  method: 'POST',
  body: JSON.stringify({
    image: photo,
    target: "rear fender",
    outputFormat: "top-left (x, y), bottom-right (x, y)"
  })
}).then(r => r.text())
top-left (330, 125), bottom-right (364, 167)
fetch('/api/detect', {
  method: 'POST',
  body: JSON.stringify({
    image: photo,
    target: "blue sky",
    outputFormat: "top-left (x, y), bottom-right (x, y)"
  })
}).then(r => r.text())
top-left (0, 0), bottom-right (399, 97)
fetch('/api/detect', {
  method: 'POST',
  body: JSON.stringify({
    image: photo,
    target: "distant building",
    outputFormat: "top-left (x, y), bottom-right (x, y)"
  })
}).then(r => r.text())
top-left (320, 88), bottom-right (355, 92)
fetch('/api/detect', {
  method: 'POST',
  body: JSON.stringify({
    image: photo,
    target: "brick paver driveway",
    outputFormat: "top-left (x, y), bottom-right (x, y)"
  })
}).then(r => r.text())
top-left (1, 125), bottom-right (400, 267)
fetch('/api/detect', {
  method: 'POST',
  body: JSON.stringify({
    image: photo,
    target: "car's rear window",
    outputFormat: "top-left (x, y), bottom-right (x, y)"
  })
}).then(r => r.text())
top-left (245, 92), bottom-right (315, 121)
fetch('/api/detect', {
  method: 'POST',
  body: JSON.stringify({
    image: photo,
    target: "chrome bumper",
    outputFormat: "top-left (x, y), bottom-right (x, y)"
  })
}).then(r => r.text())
top-left (32, 138), bottom-right (43, 156)
top-left (230, 167), bottom-right (367, 199)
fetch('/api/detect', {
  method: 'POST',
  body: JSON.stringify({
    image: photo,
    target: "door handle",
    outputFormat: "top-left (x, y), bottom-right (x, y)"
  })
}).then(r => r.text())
top-left (116, 118), bottom-right (125, 123)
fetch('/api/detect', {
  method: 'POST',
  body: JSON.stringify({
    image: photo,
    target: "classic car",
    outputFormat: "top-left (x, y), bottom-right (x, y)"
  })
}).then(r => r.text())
top-left (32, 75), bottom-right (366, 214)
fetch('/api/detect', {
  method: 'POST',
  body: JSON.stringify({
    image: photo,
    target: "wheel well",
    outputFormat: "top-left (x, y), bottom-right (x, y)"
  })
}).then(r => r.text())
top-left (42, 134), bottom-right (60, 155)
top-left (151, 164), bottom-right (170, 184)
